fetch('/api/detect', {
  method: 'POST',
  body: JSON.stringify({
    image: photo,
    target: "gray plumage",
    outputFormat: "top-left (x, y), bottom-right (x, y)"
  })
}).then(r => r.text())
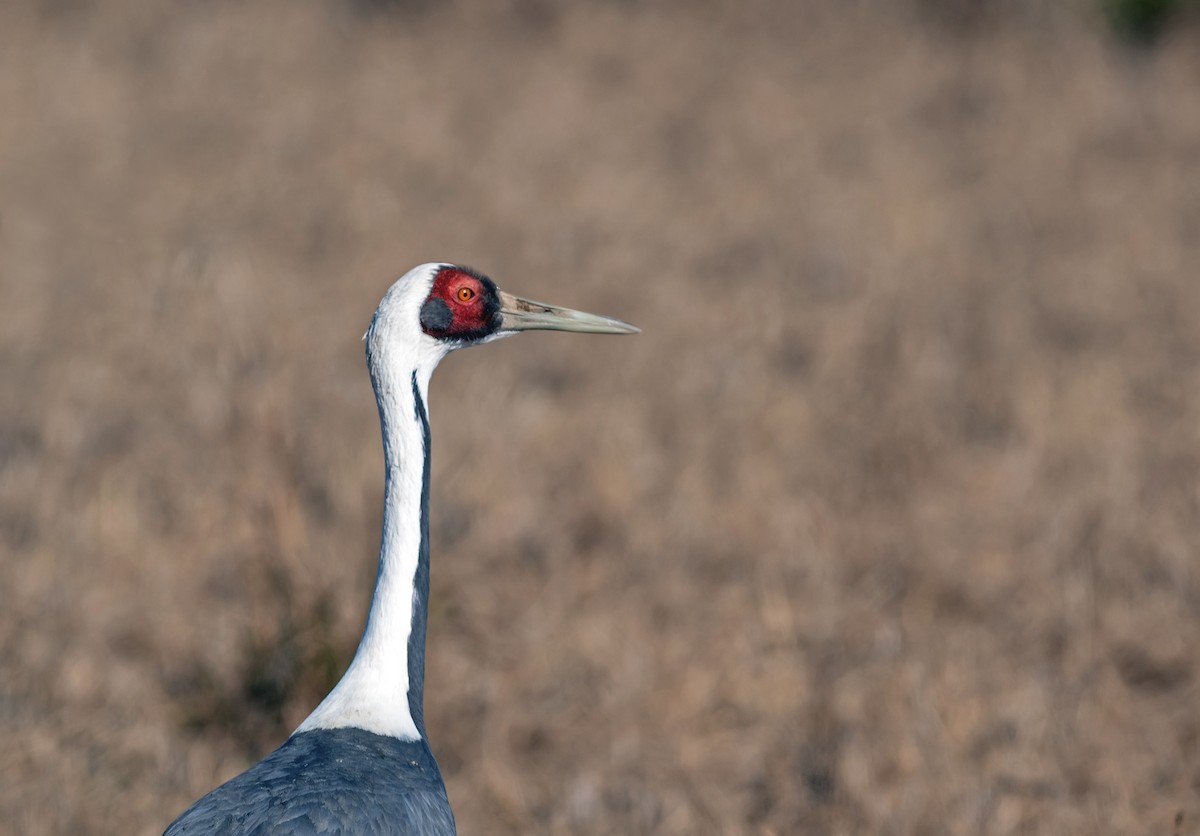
top-left (165, 728), bottom-right (454, 835)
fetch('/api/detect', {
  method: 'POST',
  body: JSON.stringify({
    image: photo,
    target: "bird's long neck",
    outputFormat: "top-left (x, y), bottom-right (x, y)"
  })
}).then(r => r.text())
top-left (295, 365), bottom-right (434, 741)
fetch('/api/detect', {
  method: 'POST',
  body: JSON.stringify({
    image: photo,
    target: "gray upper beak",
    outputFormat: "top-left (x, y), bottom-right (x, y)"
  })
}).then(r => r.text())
top-left (497, 291), bottom-right (640, 335)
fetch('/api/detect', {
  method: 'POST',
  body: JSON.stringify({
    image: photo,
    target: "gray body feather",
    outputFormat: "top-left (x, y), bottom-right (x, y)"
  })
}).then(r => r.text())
top-left (165, 728), bottom-right (454, 835)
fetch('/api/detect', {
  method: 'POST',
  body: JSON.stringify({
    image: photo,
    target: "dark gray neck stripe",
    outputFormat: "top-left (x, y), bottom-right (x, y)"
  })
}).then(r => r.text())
top-left (407, 370), bottom-right (431, 734)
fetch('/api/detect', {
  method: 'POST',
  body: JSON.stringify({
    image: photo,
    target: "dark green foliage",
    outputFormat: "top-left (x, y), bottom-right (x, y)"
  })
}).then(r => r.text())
top-left (1101, 0), bottom-right (1196, 42)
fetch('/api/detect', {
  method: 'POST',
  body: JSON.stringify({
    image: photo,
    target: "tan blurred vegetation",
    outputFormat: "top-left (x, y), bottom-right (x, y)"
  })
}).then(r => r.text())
top-left (2, 1), bottom-right (1200, 833)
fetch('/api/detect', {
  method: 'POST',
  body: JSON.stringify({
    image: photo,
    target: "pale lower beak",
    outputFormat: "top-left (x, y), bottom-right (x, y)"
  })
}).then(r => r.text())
top-left (497, 291), bottom-right (640, 335)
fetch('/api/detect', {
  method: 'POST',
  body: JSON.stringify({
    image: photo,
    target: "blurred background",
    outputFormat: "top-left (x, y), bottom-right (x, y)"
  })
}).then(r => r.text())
top-left (2, 1), bottom-right (1199, 833)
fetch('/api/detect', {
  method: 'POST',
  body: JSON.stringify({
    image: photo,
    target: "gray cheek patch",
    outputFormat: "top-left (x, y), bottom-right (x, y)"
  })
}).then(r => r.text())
top-left (419, 297), bottom-right (453, 334)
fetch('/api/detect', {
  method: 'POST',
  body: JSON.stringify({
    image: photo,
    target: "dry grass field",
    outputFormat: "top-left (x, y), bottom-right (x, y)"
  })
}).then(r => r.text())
top-left (2, 1), bottom-right (1200, 833)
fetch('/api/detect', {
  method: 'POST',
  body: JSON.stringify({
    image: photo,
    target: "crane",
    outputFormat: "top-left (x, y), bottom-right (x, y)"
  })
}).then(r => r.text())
top-left (166, 263), bottom-right (638, 835)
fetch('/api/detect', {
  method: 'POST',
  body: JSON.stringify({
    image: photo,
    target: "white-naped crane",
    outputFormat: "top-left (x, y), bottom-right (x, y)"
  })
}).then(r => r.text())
top-left (166, 263), bottom-right (638, 835)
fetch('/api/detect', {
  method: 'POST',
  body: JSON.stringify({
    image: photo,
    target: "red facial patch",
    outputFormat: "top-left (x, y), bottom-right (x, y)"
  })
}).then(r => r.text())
top-left (420, 266), bottom-right (500, 340)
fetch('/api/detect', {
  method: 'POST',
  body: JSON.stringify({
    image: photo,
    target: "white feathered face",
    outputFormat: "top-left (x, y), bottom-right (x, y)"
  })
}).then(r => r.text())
top-left (367, 262), bottom-right (639, 372)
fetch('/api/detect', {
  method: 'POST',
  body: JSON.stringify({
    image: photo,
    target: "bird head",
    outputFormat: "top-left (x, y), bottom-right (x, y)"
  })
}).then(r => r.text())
top-left (365, 263), bottom-right (638, 380)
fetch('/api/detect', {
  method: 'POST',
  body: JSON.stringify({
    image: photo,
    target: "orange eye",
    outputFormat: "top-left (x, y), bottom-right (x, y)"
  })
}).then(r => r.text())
top-left (457, 286), bottom-right (476, 302)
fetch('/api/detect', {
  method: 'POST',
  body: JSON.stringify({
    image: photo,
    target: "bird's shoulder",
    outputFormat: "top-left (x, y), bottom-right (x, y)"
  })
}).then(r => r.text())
top-left (165, 727), bottom-right (454, 835)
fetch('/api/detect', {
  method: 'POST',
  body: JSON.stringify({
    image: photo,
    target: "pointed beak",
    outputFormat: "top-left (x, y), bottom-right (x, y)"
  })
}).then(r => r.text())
top-left (497, 291), bottom-right (640, 335)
